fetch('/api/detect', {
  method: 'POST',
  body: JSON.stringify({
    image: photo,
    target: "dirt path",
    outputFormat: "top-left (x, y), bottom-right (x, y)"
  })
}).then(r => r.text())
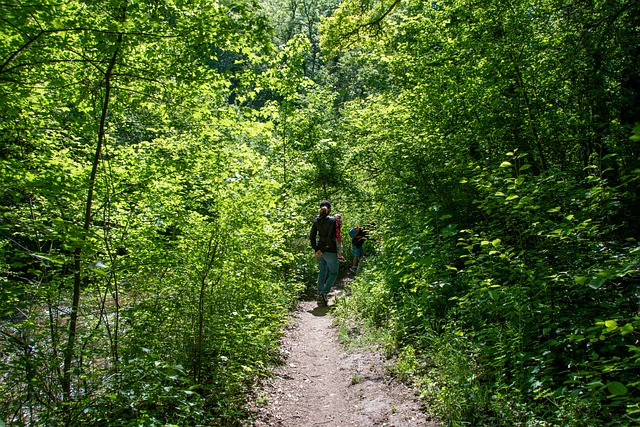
top-left (248, 275), bottom-right (439, 427)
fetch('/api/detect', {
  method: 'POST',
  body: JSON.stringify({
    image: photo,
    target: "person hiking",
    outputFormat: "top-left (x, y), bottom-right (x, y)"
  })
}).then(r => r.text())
top-left (349, 225), bottom-right (367, 273)
top-left (335, 213), bottom-right (346, 262)
top-left (309, 200), bottom-right (338, 306)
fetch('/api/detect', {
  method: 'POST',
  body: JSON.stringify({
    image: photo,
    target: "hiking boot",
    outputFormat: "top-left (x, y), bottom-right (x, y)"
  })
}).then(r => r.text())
top-left (318, 293), bottom-right (330, 306)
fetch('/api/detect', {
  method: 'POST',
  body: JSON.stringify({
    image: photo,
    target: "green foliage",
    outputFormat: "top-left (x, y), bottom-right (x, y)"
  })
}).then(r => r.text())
top-left (324, 0), bottom-right (640, 424)
top-left (338, 155), bottom-right (640, 425)
top-left (2, 0), bottom-right (640, 425)
top-left (0, 0), bottom-right (308, 425)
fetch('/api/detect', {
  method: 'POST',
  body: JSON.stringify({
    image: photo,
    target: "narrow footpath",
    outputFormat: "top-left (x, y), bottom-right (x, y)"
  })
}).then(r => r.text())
top-left (248, 275), bottom-right (439, 427)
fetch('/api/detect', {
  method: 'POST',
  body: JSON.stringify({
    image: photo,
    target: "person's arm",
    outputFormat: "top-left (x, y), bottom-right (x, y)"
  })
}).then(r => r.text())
top-left (330, 220), bottom-right (337, 245)
top-left (354, 228), bottom-right (366, 247)
top-left (309, 221), bottom-right (319, 251)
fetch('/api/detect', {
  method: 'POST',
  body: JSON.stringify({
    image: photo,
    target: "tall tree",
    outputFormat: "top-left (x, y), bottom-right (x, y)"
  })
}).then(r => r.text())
top-left (1, 0), bottom-right (285, 424)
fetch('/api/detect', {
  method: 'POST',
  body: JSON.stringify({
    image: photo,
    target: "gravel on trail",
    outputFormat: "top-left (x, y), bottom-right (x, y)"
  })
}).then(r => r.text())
top-left (248, 277), bottom-right (439, 427)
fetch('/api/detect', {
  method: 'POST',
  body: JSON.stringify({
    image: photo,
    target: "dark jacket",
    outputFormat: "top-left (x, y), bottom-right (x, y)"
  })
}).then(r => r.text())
top-left (310, 214), bottom-right (337, 253)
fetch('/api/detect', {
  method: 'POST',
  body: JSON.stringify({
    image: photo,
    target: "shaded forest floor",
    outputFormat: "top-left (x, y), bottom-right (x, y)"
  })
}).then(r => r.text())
top-left (246, 271), bottom-right (439, 426)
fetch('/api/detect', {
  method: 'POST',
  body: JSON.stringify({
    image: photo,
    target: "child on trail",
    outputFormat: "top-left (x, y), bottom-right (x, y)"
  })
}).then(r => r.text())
top-left (349, 225), bottom-right (366, 273)
top-left (335, 214), bottom-right (346, 262)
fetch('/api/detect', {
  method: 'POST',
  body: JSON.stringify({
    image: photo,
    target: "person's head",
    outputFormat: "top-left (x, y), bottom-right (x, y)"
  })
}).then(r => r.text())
top-left (318, 200), bottom-right (331, 218)
top-left (319, 200), bottom-right (331, 212)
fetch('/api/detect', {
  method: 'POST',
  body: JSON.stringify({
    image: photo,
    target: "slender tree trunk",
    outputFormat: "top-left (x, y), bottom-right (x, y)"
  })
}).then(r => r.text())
top-left (195, 236), bottom-right (219, 382)
top-left (283, 114), bottom-right (288, 186)
top-left (61, 26), bottom-right (124, 403)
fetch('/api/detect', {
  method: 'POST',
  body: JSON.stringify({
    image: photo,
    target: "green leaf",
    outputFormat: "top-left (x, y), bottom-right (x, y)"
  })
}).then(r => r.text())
top-left (619, 323), bottom-right (634, 335)
top-left (421, 256), bottom-right (433, 266)
top-left (500, 161), bottom-right (513, 168)
top-left (519, 164), bottom-right (531, 171)
top-left (631, 124), bottom-right (640, 141)
top-left (606, 382), bottom-right (627, 396)
top-left (586, 277), bottom-right (607, 289)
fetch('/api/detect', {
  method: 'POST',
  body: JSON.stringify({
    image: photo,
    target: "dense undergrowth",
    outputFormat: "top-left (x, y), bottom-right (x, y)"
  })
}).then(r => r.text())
top-left (333, 160), bottom-right (640, 426)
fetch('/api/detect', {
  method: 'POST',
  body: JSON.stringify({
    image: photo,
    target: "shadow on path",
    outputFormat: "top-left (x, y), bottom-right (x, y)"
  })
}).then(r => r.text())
top-left (309, 305), bottom-right (330, 316)
top-left (303, 265), bottom-right (354, 317)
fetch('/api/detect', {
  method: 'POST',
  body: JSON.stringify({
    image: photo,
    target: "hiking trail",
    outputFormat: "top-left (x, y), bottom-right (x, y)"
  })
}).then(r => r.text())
top-left (248, 273), bottom-right (439, 427)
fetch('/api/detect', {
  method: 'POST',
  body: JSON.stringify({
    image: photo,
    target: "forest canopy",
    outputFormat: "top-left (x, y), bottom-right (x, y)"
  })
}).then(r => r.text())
top-left (1, 0), bottom-right (639, 426)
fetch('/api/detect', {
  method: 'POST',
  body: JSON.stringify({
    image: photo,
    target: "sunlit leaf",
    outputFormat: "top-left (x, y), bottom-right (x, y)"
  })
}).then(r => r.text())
top-left (631, 124), bottom-right (640, 141)
top-left (620, 323), bottom-right (634, 335)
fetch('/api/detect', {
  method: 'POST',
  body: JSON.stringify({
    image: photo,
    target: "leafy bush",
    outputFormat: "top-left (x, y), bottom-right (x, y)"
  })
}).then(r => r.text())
top-left (337, 154), bottom-right (640, 426)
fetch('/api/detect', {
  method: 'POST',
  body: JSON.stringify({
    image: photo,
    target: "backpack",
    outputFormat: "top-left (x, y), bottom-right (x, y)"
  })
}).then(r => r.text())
top-left (349, 226), bottom-right (359, 238)
top-left (316, 216), bottom-right (336, 251)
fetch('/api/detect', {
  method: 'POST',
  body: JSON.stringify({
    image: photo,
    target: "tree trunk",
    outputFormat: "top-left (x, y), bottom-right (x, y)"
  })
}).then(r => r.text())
top-left (61, 26), bottom-right (124, 403)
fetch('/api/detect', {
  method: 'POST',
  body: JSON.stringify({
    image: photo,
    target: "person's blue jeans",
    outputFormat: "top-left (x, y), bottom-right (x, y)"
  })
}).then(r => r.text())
top-left (317, 252), bottom-right (338, 295)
